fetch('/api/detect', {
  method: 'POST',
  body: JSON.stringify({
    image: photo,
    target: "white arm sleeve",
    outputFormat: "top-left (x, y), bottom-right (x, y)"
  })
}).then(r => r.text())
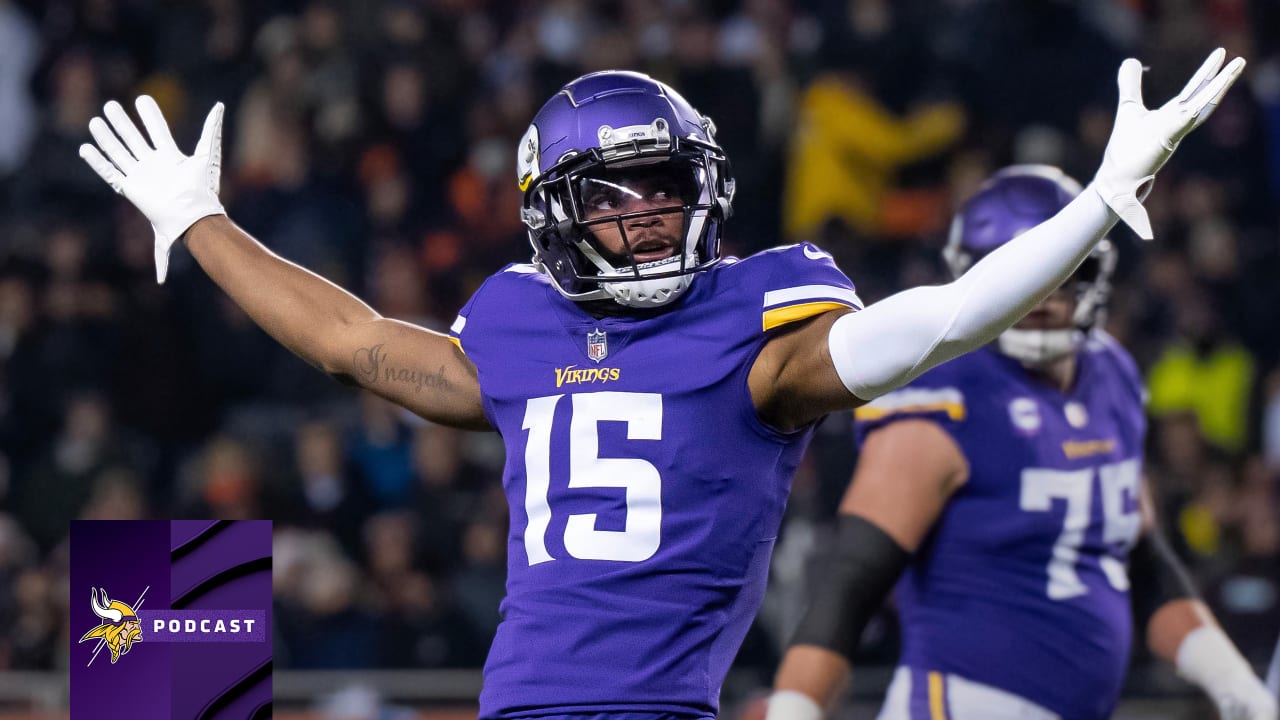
top-left (1266, 631), bottom-right (1280, 697)
top-left (828, 186), bottom-right (1118, 401)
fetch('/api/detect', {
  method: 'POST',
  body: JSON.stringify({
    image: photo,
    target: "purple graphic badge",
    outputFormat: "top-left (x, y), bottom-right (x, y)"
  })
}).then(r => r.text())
top-left (72, 520), bottom-right (273, 720)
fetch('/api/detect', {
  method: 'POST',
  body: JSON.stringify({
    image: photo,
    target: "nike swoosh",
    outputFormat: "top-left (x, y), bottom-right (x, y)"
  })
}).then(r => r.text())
top-left (803, 245), bottom-right (832, 261)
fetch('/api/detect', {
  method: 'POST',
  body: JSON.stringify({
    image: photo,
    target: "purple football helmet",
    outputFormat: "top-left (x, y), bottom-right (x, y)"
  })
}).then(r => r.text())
top-left (517, 70), bottom-right (735, 308)
top-left (944, 165), bottom-right (1117, 365)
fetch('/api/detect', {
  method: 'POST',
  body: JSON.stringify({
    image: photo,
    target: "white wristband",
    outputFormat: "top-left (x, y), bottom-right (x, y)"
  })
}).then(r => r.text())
top-left (765, 690), bottom-right (824, 720)
top-left (1177, 625), bottom-right (1255, 690)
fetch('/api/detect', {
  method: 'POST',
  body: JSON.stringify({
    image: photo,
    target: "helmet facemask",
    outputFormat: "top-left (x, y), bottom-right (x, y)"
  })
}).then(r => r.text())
top-left (991, 242), bottom-right (1117, 367)
top-left (523, 127), bottom-right (733, 308)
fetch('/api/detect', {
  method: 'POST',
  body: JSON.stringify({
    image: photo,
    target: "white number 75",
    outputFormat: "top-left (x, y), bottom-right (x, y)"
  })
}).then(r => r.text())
top-left (1019, 459), bottom-right (1141, 600)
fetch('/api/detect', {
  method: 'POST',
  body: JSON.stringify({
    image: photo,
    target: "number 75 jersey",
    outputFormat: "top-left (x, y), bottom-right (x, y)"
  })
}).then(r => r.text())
top-left (450, 244), bottom-right (861, 719)
top-left (854, 337), bottom-right (1147, 720)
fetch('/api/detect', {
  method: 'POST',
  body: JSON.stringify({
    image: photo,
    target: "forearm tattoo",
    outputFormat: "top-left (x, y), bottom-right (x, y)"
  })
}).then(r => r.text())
top-left (352, 344), bottom-right (451, 393)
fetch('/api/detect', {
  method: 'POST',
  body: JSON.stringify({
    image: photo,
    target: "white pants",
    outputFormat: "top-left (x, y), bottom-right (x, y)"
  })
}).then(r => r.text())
top-left (876, 667), bottom-right (1061, 720)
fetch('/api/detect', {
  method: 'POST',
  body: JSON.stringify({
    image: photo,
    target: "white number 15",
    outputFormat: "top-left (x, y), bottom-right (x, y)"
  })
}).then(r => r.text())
top-left (521, 392), bottom-right (663, 565)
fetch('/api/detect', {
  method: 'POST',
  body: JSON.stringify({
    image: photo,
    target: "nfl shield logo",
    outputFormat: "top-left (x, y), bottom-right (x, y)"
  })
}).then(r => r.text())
top-left (586, 329), bottom-right (608, 363)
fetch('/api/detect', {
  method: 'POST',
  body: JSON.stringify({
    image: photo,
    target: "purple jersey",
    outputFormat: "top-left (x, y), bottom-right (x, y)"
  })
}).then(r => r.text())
top-left (451, 244), bottom-right (860, 718)
top-left (854, 335), bottom-right (1146, 720)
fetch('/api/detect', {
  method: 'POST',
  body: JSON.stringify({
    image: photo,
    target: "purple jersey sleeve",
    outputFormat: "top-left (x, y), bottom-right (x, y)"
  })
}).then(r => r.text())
top-left (755, 243), bottom-right (862, 333)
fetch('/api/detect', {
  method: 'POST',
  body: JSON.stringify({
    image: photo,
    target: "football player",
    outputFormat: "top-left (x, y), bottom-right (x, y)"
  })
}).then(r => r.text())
top-left (767, 166), bottom-right (1277, 720)
top-left (79, 51), bottom-right (1243, 719)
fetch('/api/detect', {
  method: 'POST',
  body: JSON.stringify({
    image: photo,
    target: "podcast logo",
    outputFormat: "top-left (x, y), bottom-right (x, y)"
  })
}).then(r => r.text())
top-left (71, 520), bottom-right (273, 720)
top-left (78, 586), bottom-right (146, 665)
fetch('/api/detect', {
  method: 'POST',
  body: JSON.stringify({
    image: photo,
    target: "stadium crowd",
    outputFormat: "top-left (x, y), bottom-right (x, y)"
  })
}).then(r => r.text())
top-left (0, 0), bottom-right (1278, 714)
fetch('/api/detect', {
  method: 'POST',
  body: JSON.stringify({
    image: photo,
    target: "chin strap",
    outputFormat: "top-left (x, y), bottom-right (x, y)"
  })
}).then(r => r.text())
top-left (996, 328), bottom-right (1082, 367)
top-left (599, 252), bottom-right (698, 308)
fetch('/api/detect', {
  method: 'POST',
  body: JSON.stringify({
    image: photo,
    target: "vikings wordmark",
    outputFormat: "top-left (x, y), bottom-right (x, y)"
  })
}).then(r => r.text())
top-left (555, 365), bottom-right (621, 388)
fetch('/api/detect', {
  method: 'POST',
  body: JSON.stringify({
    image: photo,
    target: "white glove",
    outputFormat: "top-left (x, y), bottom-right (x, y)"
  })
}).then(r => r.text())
top-left (1093, 48), bottom-right (1246, 239)
top-left (1209, 676), bottom-right (1279, 720)
top-left (79, 96), bottom-right (226, 283)
top-left (1178, 626), bottom-right (1279, 720)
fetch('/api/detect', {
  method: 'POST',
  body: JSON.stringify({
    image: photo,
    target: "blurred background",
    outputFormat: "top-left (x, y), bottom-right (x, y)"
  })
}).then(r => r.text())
top-left (0, 0), bottom-right (1277, 718)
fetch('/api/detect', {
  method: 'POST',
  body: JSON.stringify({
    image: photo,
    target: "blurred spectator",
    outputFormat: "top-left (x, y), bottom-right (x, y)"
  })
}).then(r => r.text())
top-left (783, 44), bottom-right (964, 242)
top-left (370, 244), bottom-right (435, 326)
top-left (452, 521), bottom-right (506, 640)
top-left (17, 49), bottom-right (112, 222)
top-left (282, 419), bottom-right (374, 559)
top-left (410, 422), bottom-right (475, 573)
top-left (274, 530), bottom-right (378, 669)
top-left (1203, 459), bottom-right (1280, 668)
top-left (0, 0), bottom-right (39, 181)
top-left (8, 564), bottom-right (59, 669)
top-left (364, 511), bottom-right (482, 668)
top-left (9, 225), bottom-right (122, 444)
top-left (16, 392), bottom-right (127, 551)
top-left (180, 435), bottom-right (264, 520)
top-left (349, 393), bottom-right (416, 509)
top-left (0, 274), bottom-right (40, 468)
top-left (1147, 291), bottom-right (1256, 455)
top-left (944, 0), bottom-right (1125, 135)
top-left (0, 513), bottom-right (38, 667)
top-left (78, 467), bottom-right (147, 520)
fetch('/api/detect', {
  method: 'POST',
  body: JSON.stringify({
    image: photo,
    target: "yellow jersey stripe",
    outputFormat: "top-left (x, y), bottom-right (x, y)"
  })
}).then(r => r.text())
top-left (762, 301), bottom-right (854, 331)
top-left (929, 672), bottom-right (948, 720)
top-left (854, 401), bottom-right (966, 422)
top-left (448, 336), bottom-right (464, 353)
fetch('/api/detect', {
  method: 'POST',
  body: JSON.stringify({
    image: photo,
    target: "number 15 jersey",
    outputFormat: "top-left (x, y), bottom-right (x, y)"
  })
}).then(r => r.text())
top-left (450, 244), bottom-right (861, 719)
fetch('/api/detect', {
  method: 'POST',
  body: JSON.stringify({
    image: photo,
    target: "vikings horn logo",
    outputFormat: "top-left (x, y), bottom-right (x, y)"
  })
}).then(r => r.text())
top-left (78, 587), bottom-right (144, 665)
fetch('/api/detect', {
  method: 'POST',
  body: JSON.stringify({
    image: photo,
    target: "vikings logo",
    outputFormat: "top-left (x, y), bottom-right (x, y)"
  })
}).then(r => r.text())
top-left (78, 587), bottom-right (144, 665)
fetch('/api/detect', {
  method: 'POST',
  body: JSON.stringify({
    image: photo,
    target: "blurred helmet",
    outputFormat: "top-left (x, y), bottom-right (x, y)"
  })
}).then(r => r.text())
top-left (943, 164), bottom-right (1117, 367)
top-left (518, 70), bottom-right (735, 308)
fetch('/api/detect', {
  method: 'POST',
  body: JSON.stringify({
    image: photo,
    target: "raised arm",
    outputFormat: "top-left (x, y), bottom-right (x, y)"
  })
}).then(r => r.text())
top-left (184, 216), bottom-right (488, 429)
top-left (79, 96), bottom-right (488, 430)
top-left (753, 51), bottom-right (1246, 429)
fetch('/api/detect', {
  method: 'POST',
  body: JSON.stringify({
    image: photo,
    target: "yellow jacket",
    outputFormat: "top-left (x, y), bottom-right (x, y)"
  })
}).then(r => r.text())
top-left (784, 76), bottom-right (965, 240)
top-left (1147, 342), bottom-right (1255, 453)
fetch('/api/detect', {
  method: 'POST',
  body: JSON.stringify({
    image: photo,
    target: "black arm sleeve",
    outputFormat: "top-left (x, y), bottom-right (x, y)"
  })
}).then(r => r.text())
top-left (1128, 527), bottom-right (1199, 622)
top-left (789, 514), bottom-right (911, 662)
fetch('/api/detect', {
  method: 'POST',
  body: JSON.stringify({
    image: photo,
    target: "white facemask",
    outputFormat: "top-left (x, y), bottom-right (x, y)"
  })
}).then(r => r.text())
top-left (598, 252), bottom-right (697, 308)
top-left (996, 327), bottom-right (1082, 367)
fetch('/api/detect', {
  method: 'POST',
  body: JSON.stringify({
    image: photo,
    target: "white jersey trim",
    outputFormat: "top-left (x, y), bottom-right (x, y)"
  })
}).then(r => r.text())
top-left (763, 284), bottom-right (863, 310)
top-left (877, 667), bottom-right (1062, 720)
